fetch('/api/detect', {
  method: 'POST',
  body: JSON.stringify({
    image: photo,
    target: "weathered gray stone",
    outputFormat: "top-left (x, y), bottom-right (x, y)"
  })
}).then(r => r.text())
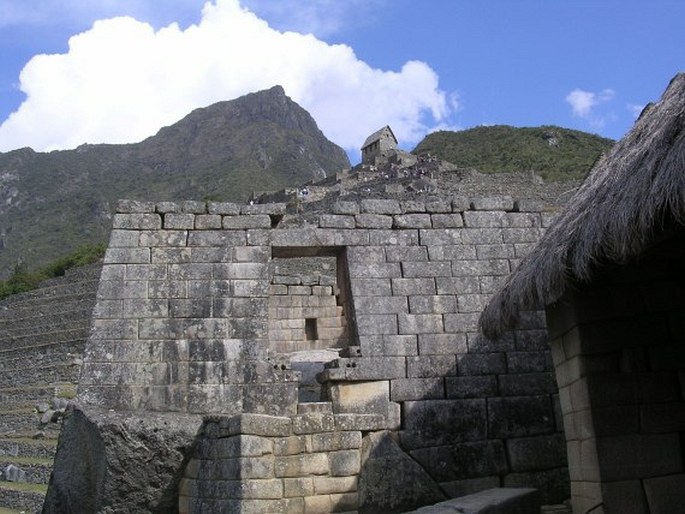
top-left (411, 440), bottom-right (508, 481)
top-left (407, 487), bottom-right (540, 514)
top-left (359, 431), bottom-right (446, 513)
top-left (402, 399), bottom-right (487, 449)
top-left (361, 199), bottom-right (402, 214)
top-left (43, 405), bottom-right (202, 514)
top-left (470, 196), bottom-right (514, 211)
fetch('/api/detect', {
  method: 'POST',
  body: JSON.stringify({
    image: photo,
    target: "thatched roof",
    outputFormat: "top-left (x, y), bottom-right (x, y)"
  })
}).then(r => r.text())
top-left (480, 72), bottom-right (685, 338)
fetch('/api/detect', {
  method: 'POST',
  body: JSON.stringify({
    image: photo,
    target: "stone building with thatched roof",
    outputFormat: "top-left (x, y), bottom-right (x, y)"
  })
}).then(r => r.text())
top-left (361, 125), bottom-right (397, 164)
top-left (480, 73), bottom-right (685, 514)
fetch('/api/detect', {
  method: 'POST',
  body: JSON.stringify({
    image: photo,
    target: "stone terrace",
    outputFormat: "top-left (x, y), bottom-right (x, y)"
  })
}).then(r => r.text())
top-left (0, 263), bottom-right (101, 512)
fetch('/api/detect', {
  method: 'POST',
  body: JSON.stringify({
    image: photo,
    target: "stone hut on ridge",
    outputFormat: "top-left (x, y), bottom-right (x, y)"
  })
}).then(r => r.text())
top-left (361, 125), bottom-right (398, 165)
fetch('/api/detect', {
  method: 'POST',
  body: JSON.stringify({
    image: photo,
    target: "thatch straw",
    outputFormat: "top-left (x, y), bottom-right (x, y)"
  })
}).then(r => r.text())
top-left (480, 72), bottom-right (685, 338)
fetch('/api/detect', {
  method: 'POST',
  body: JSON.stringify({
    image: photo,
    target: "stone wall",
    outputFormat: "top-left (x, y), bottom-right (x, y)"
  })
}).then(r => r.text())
top-left (68, 195), bottom-right (568, 512)
top-left (546, 233), bottom-right (685, 514)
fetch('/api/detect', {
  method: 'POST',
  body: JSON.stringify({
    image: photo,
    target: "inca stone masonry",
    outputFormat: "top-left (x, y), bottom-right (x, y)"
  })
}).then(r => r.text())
top-left (44, 193), bottom-right (567, 513)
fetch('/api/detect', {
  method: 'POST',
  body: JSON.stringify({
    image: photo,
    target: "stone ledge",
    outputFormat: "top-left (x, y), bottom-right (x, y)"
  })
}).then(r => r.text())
top-left (406, 487), bottom-right (540, 513)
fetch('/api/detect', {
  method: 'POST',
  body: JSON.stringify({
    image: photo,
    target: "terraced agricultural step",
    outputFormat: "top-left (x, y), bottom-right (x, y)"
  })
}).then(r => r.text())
top-left (0, 410), bottom-right (42, 436)
top-left (0, 340), bottom-right (86, 366)
top-left (0, 437), bottom-right (57, 460)
top-left (0, 328), bottom-right (91, 351)
top-left (0, 457), bottom-right (53, 484)
top-left (0, 312), bottom-right (93, 336)
top-left (0, 363), bottom-right (81, 389)
top-left (0, 481), bottom-right (47, 513)
top-left (0, 282), bottom-right (99, 308)
top-left (0, 384), bottom-right (77, 411)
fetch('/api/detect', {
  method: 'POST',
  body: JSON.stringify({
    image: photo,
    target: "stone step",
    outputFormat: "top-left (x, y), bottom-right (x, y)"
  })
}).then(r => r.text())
top-left (407, 488), bottom-right (540, 514)
top-left (0, 457), bottom-right (53, 484)
top-left (0, 481), bottom-right (47, 513)
top-left (0, 437), bottom-right (57, 460)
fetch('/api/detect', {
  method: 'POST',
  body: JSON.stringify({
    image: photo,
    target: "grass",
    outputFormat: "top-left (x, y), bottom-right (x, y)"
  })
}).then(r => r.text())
top-left (0, 481), bottom-right (47, 493)
top-left (0, 456), bottom-right (53, 466)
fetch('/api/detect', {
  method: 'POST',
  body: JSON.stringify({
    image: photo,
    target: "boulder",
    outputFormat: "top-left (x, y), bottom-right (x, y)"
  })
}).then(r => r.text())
top-left (42, 404), bottom-right (203, 514)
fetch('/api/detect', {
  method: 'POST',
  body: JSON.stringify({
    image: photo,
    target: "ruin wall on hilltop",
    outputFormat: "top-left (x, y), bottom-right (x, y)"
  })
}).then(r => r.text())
top-left (66, 195), bottom-right (568, 512)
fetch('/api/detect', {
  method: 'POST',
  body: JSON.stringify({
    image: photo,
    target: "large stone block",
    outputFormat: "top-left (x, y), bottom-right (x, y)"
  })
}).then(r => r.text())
top-left (358, 334), bottom-right (418, 356)
top-left (348, 261), bottom-right (401, 279)
top-left (643, 474), bottom-right (685, 514)
top-left (488, 396), bottom-right (556, 439)
top-left (391, 378), bottom-right (444, 401)
top-left (499, 373), bottom-right (558, 396)
top-left (368, 229), bottom-right (419, 245)
top-left (310, 431), bottom-right (362, 452)
top-left (418, 333), bottom-right (467, 355)
top-left (112, 213), bottom-right (162, 230)
top-left (385, 245), bottom-right (429, 262)
top-left (401, 399), bottom-right (487, 449)
top-left (445, 376), bottom-right (498, 399)
top-left (411, 440), bottom-right (508, 482)
top-left (409, 295), bottom-right (457, 314)
top-left (506, 434), bottom-right (567, 472)
top-left (350, 278), bottom-right (392, 296)
top-left (104, 247), bottom-right (151, 264)
top-left (361, 199), bottom-right (402, 214)
top-left (328, 381), bottom-right (390, 414)
top-left (359, 431), bottom-right (446, 513)
top-left (355, 314), bottom-right (398, 335)
top-left (43, 405), bottom-right (203, 514)
top-left (398, 313), bottom-right (444, 334)
top-left (596, 433), bottom-right (683, 481)
top-left (274, 453), bottom-right (329, 478)
top-left (458, 353), bottom-right (506, 376)
top-left (354, 296), bottom-right (408, 314)
top-left (355, 213), bottom-right (394, 229)
top-left (602, 480), bottom-right (648, 514)
top-left (329, 449), bottom-right (361, 476)
top-left (407, 356), bottom-right (457, 378)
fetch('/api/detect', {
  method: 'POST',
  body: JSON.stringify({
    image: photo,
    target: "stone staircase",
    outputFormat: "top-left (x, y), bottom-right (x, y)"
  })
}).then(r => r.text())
top-left (0, 263), bottom-right (102, 513)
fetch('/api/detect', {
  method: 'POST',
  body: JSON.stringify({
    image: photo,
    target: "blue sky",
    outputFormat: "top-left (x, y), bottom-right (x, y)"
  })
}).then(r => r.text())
top-left (0, 0), bottom-right (683, 162)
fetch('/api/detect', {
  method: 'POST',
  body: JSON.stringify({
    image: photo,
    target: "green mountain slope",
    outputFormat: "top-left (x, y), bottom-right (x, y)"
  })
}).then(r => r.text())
top-left (413, 125), bottom-right (614, 180)
top-left (0, 86), bottom-right (349, 276)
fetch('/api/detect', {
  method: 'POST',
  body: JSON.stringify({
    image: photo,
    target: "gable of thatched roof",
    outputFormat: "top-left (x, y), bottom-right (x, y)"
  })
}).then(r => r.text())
top-left (480, 73), bottom-right (685, 338)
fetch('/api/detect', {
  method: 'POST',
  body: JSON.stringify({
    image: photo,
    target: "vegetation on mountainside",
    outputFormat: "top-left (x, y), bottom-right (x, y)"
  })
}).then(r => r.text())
top-left (0, 86), bottom-right (349, 277)
top-left (413, 125), bottom-right (615, 181)
top-left (0, 243), bottom-right (106, 300)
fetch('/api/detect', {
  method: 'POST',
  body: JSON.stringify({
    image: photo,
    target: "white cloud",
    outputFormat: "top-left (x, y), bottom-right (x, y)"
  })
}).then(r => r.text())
top-left (565, 88), bottom-right (615, 118)
top-left (564, 87), bottom-right (617, 131)
top-left (0, 0), bottom-right (450, 154)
